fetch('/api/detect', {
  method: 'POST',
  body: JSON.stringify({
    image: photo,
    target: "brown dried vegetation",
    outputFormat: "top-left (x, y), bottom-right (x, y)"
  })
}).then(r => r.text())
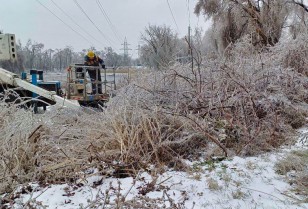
top-left (0, 33), bottom-right (308, 194)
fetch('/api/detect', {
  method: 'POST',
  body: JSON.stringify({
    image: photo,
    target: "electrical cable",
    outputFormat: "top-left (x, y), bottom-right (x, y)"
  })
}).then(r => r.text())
top-left (50, 0), bottom-right (105, 48)
top-left (73, 0), bottom-right (115, 47)
top-left (35, 0), bottom-right (94, 46)
top-left (166, 0), bottom-right (180, 32)
top-left (96, 0), bottom-right (123, 43)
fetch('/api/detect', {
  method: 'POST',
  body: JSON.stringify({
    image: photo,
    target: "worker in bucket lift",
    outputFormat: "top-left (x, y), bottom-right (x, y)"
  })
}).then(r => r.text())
top-left (84, 51), bottom-right (106, 94)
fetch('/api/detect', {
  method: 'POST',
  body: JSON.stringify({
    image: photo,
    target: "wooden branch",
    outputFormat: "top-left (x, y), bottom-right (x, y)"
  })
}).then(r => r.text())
top-left (292, 0), bottom-right (308, 12)
top-left (183, 115), bottom-right (229, 157)
top-left (230, 0), bottom-right (274, 46)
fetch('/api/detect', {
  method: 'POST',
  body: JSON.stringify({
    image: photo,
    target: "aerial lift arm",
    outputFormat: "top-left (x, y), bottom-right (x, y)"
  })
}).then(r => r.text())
top-left (0, 68), bottom-right (80, 110)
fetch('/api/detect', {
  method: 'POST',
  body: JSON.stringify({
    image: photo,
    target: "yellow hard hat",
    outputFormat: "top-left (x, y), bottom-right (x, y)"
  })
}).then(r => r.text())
top-left (87, 51), bottom-right (95, 58)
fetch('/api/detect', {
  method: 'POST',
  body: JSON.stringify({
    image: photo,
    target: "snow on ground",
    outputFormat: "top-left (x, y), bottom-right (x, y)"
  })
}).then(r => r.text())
top-left (8, 130), bottom-right (308, 209)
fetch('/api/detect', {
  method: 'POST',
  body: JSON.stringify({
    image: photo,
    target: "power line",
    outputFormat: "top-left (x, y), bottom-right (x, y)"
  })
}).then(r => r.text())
top-left (96, 0), bottom-right (121, 42)
top-left (50, 0), bottom-right (105, 48)
top-left (96, 0), bottom-right (123, 42)
top-left (73, 0), bottom-right (113, 46)
top-left (73, 0), bottom-right (115, 47)
top-left (35, 0), bottom-right (94, 46)
top-left (166, 0), bottom-right (180, 32)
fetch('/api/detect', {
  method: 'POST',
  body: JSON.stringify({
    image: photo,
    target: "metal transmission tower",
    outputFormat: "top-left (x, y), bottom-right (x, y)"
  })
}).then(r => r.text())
top-left (121, 37), bottom-right (132, 67)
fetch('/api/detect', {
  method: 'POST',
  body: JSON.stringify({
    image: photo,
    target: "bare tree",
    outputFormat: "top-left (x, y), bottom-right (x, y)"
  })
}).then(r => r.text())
top-left (10, 38), bottom-right (126, 72)
top-left (23, 40), bottom-right (44, 70)
top-left (195, 0), bottom-right (292, 52)
top-left (140, 25), bottom-right (178, 70)
top-left (289, 0), bottom-right (308, 38)
top-left (104, 47), bottom-right (123, 67)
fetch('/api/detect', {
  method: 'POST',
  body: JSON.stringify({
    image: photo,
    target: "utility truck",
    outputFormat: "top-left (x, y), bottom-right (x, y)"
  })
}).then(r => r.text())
top-left (0, 33), bottom-right (115, 111)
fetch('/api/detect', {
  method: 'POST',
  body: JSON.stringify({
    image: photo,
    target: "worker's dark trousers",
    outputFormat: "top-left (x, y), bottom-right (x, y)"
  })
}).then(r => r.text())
top-left (87, 69), bottom-right (102, 94)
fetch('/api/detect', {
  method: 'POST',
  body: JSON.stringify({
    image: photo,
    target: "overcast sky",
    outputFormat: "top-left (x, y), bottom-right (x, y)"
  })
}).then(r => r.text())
top-left (0, 0), bottom-right (210, 56)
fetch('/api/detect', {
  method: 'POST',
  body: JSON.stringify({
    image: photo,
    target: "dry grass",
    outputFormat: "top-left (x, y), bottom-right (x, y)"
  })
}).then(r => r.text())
top-left (207, 178), bottom-right (221, 191)
top-left (283, 42), bottom-right (308, 76)
top-left (275, 150), bottom-right (307, 175)
top-left (232, 189), bottom-right (246, 199)
top-left (281, 107), bottom-right (307, 129)
top-left (0, 32), bottom-right (308, 195)
top-left (111, 33), bottom-right (308, 157)
top-left (275, 150), bottom-right (308, 200)
top-left (97, 106), bottom-right (198, 170)
top-left (0, 92), bottom-right (201, 194)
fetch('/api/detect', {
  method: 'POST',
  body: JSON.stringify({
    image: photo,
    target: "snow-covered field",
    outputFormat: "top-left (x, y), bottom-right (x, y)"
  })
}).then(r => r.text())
top-left (8, 130), bottom-right (307, 209)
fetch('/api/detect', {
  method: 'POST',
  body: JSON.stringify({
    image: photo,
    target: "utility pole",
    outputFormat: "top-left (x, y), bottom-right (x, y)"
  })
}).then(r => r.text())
top-left (188, 26), bottom-right (193, 70)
